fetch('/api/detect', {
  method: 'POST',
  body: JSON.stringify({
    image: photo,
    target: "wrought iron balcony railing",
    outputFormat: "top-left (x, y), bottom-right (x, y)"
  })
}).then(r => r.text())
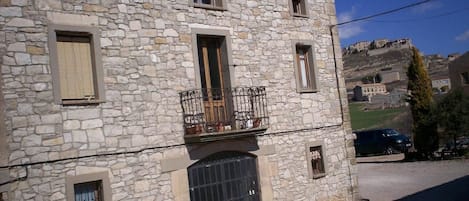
top-left (180, 87), bottom-right (269, 140)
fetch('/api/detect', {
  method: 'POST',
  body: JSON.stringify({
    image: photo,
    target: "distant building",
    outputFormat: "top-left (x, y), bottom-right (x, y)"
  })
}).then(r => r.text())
top-left (449, 51), bottom-right (469, 94)
top-left (369, 89), bottom-right (407, 108)
top-left (371, 39), bottom-right (389, 49)
top-left (353, 83), bottom-right (388, 101)
top-left (448, 53), bottom-right (461, 61)
top-left (345, 41), bottom-right (371, 54)
top-left (431, 76), bottom-right (451, 94)
top-left (380, 71), bottom-right (401, 83)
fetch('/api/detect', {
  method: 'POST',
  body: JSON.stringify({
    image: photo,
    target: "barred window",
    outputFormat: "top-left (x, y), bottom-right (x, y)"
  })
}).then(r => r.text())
top-left (310, 146), bottom-right (325, 178)
top-left (306, 142), bottom-right (327, 179)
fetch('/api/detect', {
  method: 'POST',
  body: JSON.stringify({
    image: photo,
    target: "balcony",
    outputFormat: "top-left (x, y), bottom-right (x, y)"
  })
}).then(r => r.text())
top-left (180, 87), bottom-right (269, 142)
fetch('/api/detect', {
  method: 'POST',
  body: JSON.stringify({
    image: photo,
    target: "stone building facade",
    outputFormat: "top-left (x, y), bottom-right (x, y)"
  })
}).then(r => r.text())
top-left (353, 83), bottom-right (388, 101)
top-left (449, 51), bottom-right (469, 95)
top-left (0, 0), bottom-right (357, 201)
top-left (431, 76), bottom-right (451, 94)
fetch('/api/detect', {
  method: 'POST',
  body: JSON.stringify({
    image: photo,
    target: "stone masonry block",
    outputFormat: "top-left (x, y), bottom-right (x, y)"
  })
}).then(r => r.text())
top-left (68, 109), bottom-right (100, 120)
top-left (6, 18), bottom-right (34, 27)
top-left (81, 119), bottom-right (103, 129)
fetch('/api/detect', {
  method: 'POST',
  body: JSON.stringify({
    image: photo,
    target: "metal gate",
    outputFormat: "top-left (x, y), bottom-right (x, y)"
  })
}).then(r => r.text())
top-left (188, 151), bottom-right (260, 201)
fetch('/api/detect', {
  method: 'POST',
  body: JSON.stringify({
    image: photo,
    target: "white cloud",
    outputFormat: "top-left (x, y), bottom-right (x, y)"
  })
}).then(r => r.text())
top-left (455, 30), bottom-right (469, 41)
top-left (337, 7), bottom-right (364, 39)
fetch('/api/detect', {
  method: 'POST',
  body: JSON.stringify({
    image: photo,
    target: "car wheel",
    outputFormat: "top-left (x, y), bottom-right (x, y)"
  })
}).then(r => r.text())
top-left (384, 146), bottom-right (393, 155)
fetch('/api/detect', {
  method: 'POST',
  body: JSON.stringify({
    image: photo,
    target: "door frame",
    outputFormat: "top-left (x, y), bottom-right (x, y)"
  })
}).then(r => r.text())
top-left (191, 28), bottom-right (235, 128)
top-left (191, 28), bottom-right (235, 90)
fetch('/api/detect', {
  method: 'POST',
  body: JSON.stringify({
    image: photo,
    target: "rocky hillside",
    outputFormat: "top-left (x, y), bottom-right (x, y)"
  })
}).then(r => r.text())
top-left (343, 48), bottom-right (413, 90)
top-left (342, 39), bottom-right (454, 91)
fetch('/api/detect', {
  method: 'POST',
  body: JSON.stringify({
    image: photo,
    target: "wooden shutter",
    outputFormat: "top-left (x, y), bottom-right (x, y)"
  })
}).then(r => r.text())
top-left (214, 0), bottom-right (223, 8)
top-left (56, 35), bottom-right (95, 100)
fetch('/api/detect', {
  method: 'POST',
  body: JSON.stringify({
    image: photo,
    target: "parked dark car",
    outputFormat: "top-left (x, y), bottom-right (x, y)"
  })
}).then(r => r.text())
top-left (354, 128), bottom-right (412, 156)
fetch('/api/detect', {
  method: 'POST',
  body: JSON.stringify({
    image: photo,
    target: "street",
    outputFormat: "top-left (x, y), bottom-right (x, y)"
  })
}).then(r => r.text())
top-left (358, 157), bottom-right (469, 201)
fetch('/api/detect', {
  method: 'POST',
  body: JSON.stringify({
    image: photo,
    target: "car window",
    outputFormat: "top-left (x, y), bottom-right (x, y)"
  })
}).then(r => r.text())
top-left (383, 129), bottom-right (399, 137)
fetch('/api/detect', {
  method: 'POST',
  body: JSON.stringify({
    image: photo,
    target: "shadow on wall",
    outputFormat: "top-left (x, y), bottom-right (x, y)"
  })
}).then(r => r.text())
top-left (396, 175), bottom-right (469, 201)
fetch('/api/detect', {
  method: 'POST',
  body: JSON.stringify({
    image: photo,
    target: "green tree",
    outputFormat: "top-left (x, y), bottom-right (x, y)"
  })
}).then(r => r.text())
top-left (435, 89), bottom-right (469, 144)
top-left (406, 48), bottom-right (438, 156)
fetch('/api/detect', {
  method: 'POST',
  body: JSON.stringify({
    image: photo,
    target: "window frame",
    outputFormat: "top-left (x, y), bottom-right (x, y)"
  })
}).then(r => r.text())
top-left (48, 24), bottom-right (105, 105)
top-left (305, 141), bottom-right (328, 179)
top-left (289, 0), bottom-right (309, 17)
top-left (190, 0), bottom-right (227, 11)
top-left (461, 72), bottom-right (469, 85)
top-left (292, 40), bottom-right (319, 93)
top-left (66, 171), bottom-right (111, 201)
top-left (191, 28), bottom-right (234, 90)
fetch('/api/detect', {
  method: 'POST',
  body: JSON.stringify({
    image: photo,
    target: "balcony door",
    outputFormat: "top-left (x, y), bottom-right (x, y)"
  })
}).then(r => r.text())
top-left (197, 36), bottom-right (231, 127)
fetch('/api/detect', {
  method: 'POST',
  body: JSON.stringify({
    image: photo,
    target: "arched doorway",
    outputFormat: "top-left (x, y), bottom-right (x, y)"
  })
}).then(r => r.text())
top-left (187, 151), bottom-right (260, 201)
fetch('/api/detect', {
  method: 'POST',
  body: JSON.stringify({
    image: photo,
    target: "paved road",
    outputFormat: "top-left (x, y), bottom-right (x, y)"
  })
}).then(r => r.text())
top-left (358, 158), bottom-right (469, 201)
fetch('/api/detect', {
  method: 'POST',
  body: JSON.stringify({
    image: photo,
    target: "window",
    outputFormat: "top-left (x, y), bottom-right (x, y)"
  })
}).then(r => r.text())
top-left (48, 24), bottom-right (105, 105)
top-left (306, 142), bottom-right (327, 179)
top-left (187, 152), bottom-right (260, 201)
top-left (461, 72), bottom-right (469, 85)
top-left (0, 192), bottom-right (6, 201)
top-left (191, 0), bottom-right (226, 10)
top-left (310, 146), bottom-right (325, 178)
top-left (290, 0), bottom-right (308, 17)
top-left (74, 181), bottom-right (103, 201)
top-left (66, 172), bottom-right (111, 201)
top-left (293, 41), bottom-right (318, 92)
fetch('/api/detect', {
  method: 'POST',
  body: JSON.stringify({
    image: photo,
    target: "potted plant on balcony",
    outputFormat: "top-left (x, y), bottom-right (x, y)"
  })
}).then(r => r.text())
top-left (253, 117), bottom-right (262, 128)
top-left (186, 124), bottom-right (204, 135)
top-left (216, 122), bottom-right (224, 132)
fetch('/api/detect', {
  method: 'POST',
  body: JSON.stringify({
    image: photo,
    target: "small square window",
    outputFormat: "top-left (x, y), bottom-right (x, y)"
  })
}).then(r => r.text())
top-left (461, 72), bottom-right (469, 85)
top-left (306, 142), bottom-right (327, 179)
top-left (291, 0), bottom-right (308, 17)
top-left (192, 0), bottom-right (226, 10)
top-left (74, 180), bottom-right (103, 201)
top-left (293, 42), bottom-right (318, 92)
top-left (66, 171), bottom-right (111, 201)
top-left (310, 146), bottom-right (325, 178)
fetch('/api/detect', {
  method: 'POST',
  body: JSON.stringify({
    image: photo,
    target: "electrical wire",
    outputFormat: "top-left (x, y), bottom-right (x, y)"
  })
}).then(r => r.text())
top-left (367, 7), bottom-right (469, 23)
top-left (0, 123), bottom-right (343, 170)
top-left (334, 0), bottom-right (432, 26)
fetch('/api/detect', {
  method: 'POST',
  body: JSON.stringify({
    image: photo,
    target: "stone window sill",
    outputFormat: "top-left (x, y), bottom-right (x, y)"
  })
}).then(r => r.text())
top-left (62, 99), bottom-right (105, 106)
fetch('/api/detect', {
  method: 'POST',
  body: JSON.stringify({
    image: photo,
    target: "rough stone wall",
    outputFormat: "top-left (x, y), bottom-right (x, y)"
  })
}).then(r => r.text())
top-left (260, 127), bottom-right (355, 201)
top-left (1, 0), bottom-right (356, 200)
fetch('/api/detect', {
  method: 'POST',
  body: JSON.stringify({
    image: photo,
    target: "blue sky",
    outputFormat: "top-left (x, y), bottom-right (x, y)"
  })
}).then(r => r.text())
top-left (335, 0), bottom-right (469, 56)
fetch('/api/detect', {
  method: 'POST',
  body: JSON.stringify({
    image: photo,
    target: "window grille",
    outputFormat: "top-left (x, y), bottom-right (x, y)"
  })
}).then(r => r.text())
top-left (310, 146), bottom-right (326, 178)
top-left (188, 152), bottom-right (260, 201)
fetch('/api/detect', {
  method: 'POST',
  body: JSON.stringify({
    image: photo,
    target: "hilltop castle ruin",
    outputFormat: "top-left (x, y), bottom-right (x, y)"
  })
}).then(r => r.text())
top-left (342, 38), bottom-right (413, 56)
